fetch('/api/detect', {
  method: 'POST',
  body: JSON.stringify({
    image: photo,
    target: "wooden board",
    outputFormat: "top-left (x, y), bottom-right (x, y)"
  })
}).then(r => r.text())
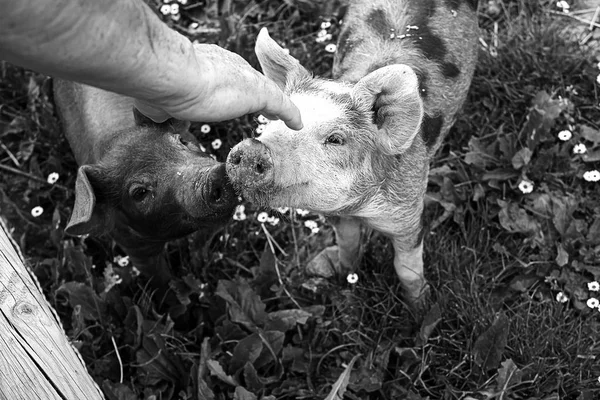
top-left (0, 218), bottom-right (104, 400)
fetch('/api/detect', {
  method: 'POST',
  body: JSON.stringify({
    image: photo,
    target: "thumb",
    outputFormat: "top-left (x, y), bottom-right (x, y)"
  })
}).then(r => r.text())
top-left (133, 99), bottom-right (171, 123)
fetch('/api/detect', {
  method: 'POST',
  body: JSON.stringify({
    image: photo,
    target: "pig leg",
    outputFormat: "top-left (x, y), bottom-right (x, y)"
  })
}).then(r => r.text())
top-left (332, 217), bottom-right (365, 273)
top-left (307, 217), bottom-right (366, 278)
top-left (392, 236), bottom-right (429, 307)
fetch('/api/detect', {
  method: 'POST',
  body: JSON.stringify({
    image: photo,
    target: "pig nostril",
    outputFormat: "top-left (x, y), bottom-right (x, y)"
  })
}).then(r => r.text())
top-left (256, 162), bottom-right (264, 174)
top-left (230, 152), bottom-right (242, 165)
top-left (211, 186), bottom-right (223, 203)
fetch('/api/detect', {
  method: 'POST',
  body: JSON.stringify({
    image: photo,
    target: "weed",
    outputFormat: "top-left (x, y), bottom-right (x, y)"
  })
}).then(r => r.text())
top-left (1, 0), bottom-right (599, 399)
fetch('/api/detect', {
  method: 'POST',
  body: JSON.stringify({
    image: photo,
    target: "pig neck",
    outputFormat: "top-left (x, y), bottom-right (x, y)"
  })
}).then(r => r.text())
top-left (346, 141), bottom-right (429, 237)
top-left (61, 85), bottom-right (137, 165)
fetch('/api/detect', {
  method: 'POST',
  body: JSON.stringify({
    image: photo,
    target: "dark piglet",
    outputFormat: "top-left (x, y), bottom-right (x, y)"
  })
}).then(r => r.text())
top-left (227, 0), bottom-right (479, 305)
top-left (54, 80), bottom-right (237, 286)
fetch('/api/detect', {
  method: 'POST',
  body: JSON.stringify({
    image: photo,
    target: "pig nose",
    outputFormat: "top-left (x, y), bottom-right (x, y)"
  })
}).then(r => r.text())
top-left (226, 138), bottom-right (274, 189)
top-left (205, 164), bottom-right (237, 211)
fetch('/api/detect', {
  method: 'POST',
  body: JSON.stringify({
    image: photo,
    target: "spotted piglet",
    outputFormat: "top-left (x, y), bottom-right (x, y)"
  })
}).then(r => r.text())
top-left (227, 0), bottom-right (479, 303)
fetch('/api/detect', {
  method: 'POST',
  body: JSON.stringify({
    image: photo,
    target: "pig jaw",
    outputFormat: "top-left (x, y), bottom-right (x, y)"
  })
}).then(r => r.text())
top-left (227, 132), bottom-right (362, 214)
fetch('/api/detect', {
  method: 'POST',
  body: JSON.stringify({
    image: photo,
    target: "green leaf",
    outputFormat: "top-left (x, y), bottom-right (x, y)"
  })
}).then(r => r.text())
top-left (497, 200), bottom-right (540, 235)
top-left (472, 313), bottom-right (510, 372)
top-left (511, 148), bottom-right (533, 169)
top-left (207, 359), bottom-right (238, 386)
top-left (417, 303), bottom-right (442, 346)
top-left (480, 169), bottom-right (519, 182)
top-left (521, 91), bottom-right (570, 150)
top-left (587, 218), bottom-right (600, 245)
top-left (464, 137), bottom-right (498, 168)
top-left (265, 309), bottom-right (312, 332)
top-left (57, 282), bottom-right (106, 321)
top-left (216, 279), bottom-right (268, 331)
top-left (101, 381), bottom-right (138, 400)
top-left (495, 359), bottom-right (523, 399)
top-left (233, 386), bottom-right (257, 400)
top-left (198, 338), bottom-right (215, 400)
top-left (243, 362), bottom-right (265, 393)
top-left (324, 354), bottom-right (360, 400)
top-left (254, 330), bottom-right (285, 370)
top-left (555, 242), bottom-right (569, 267)
top-left (581, 149), bottom-right (600, 162)
top-left (229, 333), bottom-right (263, 374)
top-left (136, 334), bottom-right (187, 385)
top-left (580, 125), bottom-right (600, 143)
top-left (283, 345), bottom-right (308, 373)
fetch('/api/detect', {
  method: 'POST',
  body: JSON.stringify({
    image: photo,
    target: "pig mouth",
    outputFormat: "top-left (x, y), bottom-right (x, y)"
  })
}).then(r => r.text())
top-left (236, 181), bottom-right (310, 208)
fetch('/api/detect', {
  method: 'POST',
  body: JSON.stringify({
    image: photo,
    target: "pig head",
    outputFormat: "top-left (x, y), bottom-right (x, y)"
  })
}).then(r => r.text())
top-left (228, 0), bottom-right (478, 305)
top-left (54, 80), bottom-right (237, 286)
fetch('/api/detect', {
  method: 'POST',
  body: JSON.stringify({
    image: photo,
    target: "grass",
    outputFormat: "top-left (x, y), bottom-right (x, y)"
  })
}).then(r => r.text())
top-left (1, 0), bottom-right (600, 399)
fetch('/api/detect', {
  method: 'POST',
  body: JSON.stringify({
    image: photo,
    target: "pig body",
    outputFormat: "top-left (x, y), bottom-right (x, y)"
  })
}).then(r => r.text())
top-left (54, 80), bottom-right (237, 285)
top-left (227, 0), bottom-right (479, 302)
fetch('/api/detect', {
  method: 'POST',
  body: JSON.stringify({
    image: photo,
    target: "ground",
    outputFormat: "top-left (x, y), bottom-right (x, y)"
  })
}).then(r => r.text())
top-left (0, 0), bottom-right (599, 399)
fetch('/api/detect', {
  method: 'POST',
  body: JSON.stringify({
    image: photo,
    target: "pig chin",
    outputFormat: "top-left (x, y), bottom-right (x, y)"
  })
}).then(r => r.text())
top-left (239, 183), bottom-right (307, 209)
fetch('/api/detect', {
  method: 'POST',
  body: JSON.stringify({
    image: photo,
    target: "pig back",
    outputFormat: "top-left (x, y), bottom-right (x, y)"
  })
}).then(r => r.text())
top-left (53, 79), bottom-right (137, 165)
top-left (333, 0), bottom-right (479, 155)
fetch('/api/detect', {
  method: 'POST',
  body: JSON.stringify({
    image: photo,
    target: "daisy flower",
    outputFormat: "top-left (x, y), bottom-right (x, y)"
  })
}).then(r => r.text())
top-left (114, 255), bottom-right (130, 267)
top-left (320, 21), bottom-right (332, 30)
top-left (325, 44), bottom-right (337, 53)
top-left (160, 4), bottom-right (170, 15)
top-left (557, 130), bottom-right (572, 141)
top-left (583, 170), bottom-right (600, 182)
top-left (200, 124), bottom-right (211, 134)
top-left (572, 143), bottom-right (586, 154)
top-left (233, 205), bottom-right (247, 221)
top-left (31, 206), bottom-right (43, 217)
top-left (347, 273), bottom-right (359, 284)
top-left (556, 291), bottom-right (568, 303)
top-left (556, 1), bottom-right (570, 13)
top-left (257, 212), bottom-right (269, 223)
top-left (267, 216), bottom-right (280, 226)
top-left (588, 281), bottom-right (600, 292)
top-left (586, 298), bottom-right (599, 309)
top-left (212, 138), bottom-right (222, 150)
top-left (47, 172), bottom-right (59, 184)
top-left (304, 220), bottom-right (319, 234)
top-left (518, 179), bottom-right (534, 194)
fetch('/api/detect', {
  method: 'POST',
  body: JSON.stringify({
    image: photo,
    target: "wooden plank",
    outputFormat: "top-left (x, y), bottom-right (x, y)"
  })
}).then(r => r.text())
top-left (0, 217), bottom-right (104, 400)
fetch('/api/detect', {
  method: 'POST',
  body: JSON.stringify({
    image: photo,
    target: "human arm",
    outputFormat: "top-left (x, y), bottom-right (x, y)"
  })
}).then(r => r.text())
top-left (0, 0), bottom-right (302, 129)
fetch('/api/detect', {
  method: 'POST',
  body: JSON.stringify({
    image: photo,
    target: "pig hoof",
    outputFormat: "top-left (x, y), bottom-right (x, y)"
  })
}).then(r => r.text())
top-left (306, 246), bottom-right (341, 278)
top-left (404, 282), bottom-right (431, 313)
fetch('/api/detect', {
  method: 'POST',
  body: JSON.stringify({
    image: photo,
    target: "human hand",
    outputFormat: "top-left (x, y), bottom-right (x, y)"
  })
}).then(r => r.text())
top-left (134, 43), bottom-right (303, 129)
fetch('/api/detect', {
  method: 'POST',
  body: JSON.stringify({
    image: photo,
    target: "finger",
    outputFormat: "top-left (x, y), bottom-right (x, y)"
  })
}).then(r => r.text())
top-left (133, 99), bottom-right (171, 123)
top-left (259, 84), bottom-right (303, 130)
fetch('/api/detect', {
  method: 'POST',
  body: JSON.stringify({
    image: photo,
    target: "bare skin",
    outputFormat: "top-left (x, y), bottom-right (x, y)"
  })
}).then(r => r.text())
top-left (0, 0), bottom-right (303, 129)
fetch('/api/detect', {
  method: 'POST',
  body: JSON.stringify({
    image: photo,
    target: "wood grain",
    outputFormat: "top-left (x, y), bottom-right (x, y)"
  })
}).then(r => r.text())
top-left (0, 218), bottom-right (104, 400)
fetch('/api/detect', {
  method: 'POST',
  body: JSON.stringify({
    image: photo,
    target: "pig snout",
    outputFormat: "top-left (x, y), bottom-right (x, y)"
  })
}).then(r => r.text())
top-left (203, 164), bottom-right (237, 212)
top-left (226, 138), bottom-right (274, 191)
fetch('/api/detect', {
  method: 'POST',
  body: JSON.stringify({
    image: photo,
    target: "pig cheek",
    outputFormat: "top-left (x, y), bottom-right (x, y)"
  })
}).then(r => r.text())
top-left (261, 129), bottom-right (316, 188)
top-left (174, 167), bottom-right (212, 217)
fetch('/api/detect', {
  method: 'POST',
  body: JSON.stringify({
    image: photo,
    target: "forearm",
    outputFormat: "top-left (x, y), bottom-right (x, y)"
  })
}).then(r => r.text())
top-left (0, 0), bottom-right (195, 102)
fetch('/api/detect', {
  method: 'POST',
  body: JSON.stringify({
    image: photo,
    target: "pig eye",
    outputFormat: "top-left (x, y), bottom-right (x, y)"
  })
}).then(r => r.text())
top-left (325, 133), bottom-right (345, 146)
top-left (177, 135), bottom-right (189, 146)
top-left (130, 185), bottom-right (150, 202)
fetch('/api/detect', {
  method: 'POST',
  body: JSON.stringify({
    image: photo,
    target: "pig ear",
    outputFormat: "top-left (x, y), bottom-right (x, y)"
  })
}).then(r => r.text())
top-left (255, 27), bottom-right (310, 90)
top-left (132, 108), bottom-right (191, 132)
top-left (65, 165), bottom-right (115, 237)
top-left (351, 64), bottom-right (424, 155)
